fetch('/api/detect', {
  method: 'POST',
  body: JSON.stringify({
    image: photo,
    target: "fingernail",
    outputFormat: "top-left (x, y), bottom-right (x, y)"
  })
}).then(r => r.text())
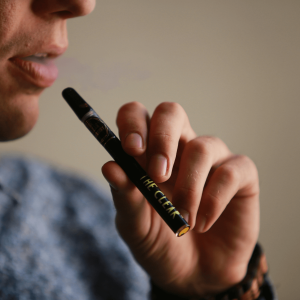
top-left (124, 133), bottom-right (143, 149)
top-left (148, 154), bottom-right (167, 177)
top-left (198, 216), bottom-right (206, 232)
top-left (179, 209), bottom-right (189, 224)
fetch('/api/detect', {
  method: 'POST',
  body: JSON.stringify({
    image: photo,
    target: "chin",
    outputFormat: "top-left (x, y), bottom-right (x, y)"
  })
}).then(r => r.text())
top-left (0, 93), bottom-right (40, 142)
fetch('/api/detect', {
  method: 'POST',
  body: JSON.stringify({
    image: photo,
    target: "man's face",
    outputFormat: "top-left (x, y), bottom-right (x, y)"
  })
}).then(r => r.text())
top-left (0, 0), bottom-right (95, 141)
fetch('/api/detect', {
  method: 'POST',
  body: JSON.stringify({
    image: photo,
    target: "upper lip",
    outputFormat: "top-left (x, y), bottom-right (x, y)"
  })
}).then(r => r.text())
top-left (10, 45), bottom-right (68, 60)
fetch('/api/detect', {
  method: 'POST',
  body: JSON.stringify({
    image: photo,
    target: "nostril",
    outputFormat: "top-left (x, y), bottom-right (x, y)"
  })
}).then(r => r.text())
top-left (55, 10), bottom-right (74, 19)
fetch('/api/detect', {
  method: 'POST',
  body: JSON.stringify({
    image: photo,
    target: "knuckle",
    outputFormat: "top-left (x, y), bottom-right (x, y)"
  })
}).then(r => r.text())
top-left (117, 101), bottom-right (148, 129)
top-left (155, 102), bottom-right (184, 115)
top-left (118, 101), bottom-right (146, 115)
top-left (217, 164), bottom-right (239, 185)
top-left (236, 154), bottom-right (251, 164)
top-left (239, 155), bottom-right (257, 170)
top-left (187, 136), bottom-right (217, 157)
top-left (152, 131), bottom-right (173, 143)
top-left (149, 132), bottom-right (174, 157)
top-left (178, 185), bottom-right (198, 198)
top-left (174, 186), bottom-right (199, 211)
top-left (204, 191), bottom-right (223, 211)
top-left (236, 155), bottom-right (259, 188)
top-left (235, 154), bottom-right (259, 179)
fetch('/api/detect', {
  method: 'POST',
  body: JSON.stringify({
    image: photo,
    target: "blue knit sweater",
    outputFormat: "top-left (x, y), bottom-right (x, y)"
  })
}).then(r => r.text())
top-left (0, 156), bottom-right (149, 300)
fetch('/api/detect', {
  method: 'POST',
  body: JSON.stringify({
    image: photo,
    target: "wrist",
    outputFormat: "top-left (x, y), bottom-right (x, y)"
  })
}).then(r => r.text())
top-left (150, 243), bottom-right (268, 300)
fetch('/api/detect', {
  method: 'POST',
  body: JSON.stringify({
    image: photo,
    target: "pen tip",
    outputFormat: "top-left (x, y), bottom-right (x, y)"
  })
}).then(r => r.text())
top-left (62, 87), bottom-right (76, 100)
top-left (62, 87), bottom-right (91, 120)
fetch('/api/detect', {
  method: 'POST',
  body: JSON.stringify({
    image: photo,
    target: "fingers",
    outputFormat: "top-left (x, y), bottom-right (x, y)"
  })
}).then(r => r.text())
top-left (117, 102), bottom-right (196, 182)
top-left (172, 136), bottom-right (232, 228)
top-left (117, 102), bottom-right (149, 157)
top-left (102, 161), bottom-right (153, 242)
top-left (147, 102), bottom-right (196, 182)
top-left (172, 138), bottom-right (259, 232)
top-left (196, 155), bottom-right (259, 232)
top-left (115, 101), bottom-right (259, 238)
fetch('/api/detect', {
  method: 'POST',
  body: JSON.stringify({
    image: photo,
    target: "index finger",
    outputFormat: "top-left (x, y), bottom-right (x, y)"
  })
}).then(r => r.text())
top-left (117, 101), bottom-right (150, 158)
top-left (147, 102), bottom-right (196, 182)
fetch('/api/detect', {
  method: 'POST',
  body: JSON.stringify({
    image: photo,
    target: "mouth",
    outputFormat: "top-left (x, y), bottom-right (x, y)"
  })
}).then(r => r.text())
top-left (8, 49), bottom-right (66, 88)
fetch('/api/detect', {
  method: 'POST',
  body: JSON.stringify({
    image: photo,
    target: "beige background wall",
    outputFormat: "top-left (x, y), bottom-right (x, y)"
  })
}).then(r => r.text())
top-left (1, 1), bottom-right (299, 298)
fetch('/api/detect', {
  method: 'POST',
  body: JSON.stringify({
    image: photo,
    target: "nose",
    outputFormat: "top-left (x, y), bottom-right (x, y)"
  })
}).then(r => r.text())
top-left (32, 0), bottom-right (96, 19)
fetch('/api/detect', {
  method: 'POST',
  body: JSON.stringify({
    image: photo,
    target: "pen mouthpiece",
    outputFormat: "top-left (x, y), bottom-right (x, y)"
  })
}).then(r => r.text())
top-left (62, 87), bottom-right (91, 120)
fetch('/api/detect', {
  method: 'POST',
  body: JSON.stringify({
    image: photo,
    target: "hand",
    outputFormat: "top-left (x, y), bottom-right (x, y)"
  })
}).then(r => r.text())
top-left (102, 102), bottom-right (260, 298)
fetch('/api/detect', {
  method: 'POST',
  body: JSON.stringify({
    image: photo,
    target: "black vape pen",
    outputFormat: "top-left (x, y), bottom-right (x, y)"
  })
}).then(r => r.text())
top-left (62, 88), bottom-right (190, 237)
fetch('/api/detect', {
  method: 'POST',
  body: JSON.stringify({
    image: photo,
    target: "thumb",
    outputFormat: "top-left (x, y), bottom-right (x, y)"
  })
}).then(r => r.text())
top-left (102, 161), bottom-right (152, 243)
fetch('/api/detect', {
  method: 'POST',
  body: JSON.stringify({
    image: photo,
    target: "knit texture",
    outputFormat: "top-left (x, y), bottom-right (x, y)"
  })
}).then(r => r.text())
top-left (0, 156), bottom-right (149, 300)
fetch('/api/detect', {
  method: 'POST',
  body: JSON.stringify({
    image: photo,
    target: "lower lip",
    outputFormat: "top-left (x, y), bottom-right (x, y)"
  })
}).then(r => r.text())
top-left (8, 57), bottom-right (58, 88)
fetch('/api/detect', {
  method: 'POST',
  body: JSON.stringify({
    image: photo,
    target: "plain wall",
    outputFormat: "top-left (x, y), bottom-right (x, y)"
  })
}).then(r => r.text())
top-left (1, 1), bottom-right (299, 298)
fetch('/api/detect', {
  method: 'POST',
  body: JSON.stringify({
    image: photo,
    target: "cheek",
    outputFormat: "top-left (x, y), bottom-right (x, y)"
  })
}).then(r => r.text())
top-left (0, 92), bottom-right (40, 141)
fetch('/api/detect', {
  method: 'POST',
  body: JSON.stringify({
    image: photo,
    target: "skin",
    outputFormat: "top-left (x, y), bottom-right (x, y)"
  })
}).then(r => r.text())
top-left (0, 1), bottom-right (260, 298)
top-left (102, 103), bottom-right (259, 297)
top-left (0, 0), bottom-right (95, 140)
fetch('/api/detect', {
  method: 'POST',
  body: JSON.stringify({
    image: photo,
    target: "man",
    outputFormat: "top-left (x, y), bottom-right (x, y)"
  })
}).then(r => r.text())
top-left (0, 0), bottom-right (274, 299)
